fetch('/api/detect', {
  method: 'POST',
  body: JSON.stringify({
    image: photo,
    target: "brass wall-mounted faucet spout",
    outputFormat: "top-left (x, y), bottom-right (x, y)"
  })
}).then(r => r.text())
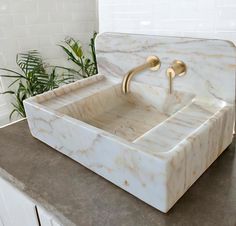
top-left (121, 56), bottom-right (161, 94)
top-left (166, 60), bottom-right (187, 94)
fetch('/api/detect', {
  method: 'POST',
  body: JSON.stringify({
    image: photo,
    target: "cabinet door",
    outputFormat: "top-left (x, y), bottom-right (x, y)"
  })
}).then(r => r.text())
top-left (37, 206), bottom-right (62, 226)
top-left (0, 177), bottom-right (39, 226)
top-left (0, 188), bottom-right (12, 226)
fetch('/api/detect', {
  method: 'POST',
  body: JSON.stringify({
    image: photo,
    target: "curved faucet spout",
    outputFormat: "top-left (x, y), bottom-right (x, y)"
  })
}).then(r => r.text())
top-left (121, 56), bottom-right (161, 94)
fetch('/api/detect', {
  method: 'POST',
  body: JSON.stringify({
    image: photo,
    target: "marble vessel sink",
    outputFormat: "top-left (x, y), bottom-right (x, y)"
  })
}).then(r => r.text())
top-left (24, 33), bottom-right (235, 213)
top-left (24, 75), bottom-right (234, 213)
top-left (57, 82), bottom-right (194, 142)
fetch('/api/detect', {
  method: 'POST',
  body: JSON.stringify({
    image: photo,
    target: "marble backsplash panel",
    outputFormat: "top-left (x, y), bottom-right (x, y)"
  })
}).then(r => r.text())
top-left (96, 32), bottom-right (236, 105)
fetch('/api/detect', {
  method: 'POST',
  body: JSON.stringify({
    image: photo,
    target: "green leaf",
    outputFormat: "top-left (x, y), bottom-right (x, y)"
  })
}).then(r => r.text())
top-left (2, 33), bottom-right (98, 119)
top-left (9, 109), bottom-right (18, 120)
top-left (0, 68), bottom-right (25, 78)
top-left (8, 78), bottom-right (20, 88)
top-left (0, 90), bottom-right (15, 95)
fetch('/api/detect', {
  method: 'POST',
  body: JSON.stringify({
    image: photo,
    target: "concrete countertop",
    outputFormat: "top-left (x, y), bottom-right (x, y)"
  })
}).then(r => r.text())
top-left (0, 120), bottom-right (235, 226)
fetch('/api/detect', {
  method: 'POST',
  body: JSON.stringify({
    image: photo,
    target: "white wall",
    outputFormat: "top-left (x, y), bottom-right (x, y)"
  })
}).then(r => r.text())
top-left (0, 0), bottom-right (98, 126)
top-left (99, 0), bottom-right (236, 44)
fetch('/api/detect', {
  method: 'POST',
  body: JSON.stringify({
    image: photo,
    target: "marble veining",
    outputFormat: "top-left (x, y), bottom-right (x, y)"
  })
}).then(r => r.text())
top-left (96, 32), bottom-right (236, 104)
top-left (57, 82), bottom-right (194, 142)
top-left (24, 33), bottom-right (235, 213)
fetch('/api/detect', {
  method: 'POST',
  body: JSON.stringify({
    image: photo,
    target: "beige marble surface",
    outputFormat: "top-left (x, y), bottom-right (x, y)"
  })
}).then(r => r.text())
top-left (96, 32), bottom-right (236, 104)
top-left (0, 121), bottom-right (235, 226)
top-left (57, 82), bottom-right (194, 142)
top-left (23, 33), bottom-right (235, 213)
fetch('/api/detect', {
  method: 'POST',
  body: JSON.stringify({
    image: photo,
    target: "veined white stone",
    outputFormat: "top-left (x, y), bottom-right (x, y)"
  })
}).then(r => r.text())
top-left (24, 33), bottom-right (235, 213)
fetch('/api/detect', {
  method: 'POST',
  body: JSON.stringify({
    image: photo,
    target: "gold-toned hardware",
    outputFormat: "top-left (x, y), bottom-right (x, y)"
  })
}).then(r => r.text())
top-left (166, 60), bottom-right (187, 94)
top-left (167, 69), bottom-right (175, 94)
top-left (121, 56), bottom-right (161, 94)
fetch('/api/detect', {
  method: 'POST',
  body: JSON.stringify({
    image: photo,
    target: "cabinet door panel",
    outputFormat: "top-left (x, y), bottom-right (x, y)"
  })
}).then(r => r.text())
top-left (0, 181), bottom-right (12, 226)
top-left (37, 206), bottom-right (62, 226)
top-left (0, 177), bottom-right (63, 226)
top-left (0, 177), bottom-right (38, 226)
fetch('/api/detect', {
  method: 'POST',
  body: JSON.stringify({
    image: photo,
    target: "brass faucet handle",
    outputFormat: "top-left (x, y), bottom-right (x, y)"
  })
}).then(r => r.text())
top-left (146, 56), bottom-right (161, 71)
top-left (166, 68), bottom-right (175, 94)
top-left (166, 60), bottom-right (187, 94)
top-left (169, 60), bottom-right (187, 77)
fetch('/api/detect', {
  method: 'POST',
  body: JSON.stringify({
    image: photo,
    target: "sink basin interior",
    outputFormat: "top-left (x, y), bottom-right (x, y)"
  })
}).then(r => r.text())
top-left (57, 82), bottom-right (195, 142)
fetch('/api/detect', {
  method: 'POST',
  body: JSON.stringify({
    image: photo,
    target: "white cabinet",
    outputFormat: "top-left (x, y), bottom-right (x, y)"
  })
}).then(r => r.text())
top-left (0, 188), bottom-right (11, 226)
top-left (0, 177), bottom-right (62, 226)
top-left (37, 206), bottom-right (61, 226)
top-left (0, 177), bottom-right (39, 226)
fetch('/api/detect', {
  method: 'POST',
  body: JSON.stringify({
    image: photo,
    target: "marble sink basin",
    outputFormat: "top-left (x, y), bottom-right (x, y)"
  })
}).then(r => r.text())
top-left (57, 81), bottom-right (194, 142)
top-left (24, 74), bottom-right (234, 213)
top-left (24, 31), bottom-right (236, 213)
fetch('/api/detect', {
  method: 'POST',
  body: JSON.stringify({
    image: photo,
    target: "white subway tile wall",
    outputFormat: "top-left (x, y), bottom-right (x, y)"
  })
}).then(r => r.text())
top-left (99, 0), bottom-right (236, 44)
top-left (0, 0), bottom-right (97, 69)
top-left (0, 0), bottom-right (98, 125)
